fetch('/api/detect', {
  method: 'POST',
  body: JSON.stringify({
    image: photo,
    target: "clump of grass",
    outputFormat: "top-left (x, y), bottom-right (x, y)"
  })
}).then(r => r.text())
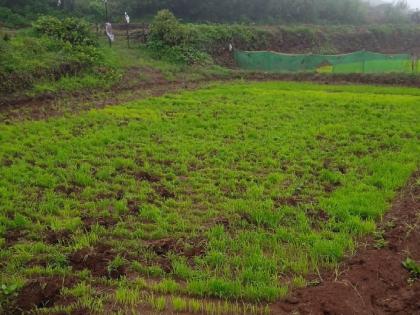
top-left (171, 296), bottom-right (188, 312)
top-left (115, 287), bottom-right (140, 306)
top-left (152, 278), bottom-right (181, 294)
top-left (108, 255), bottom-right (125, 276)
top-left (402, 258), bottom-right (420, 278)
top-left (148, 294), bottom-right (166, 312)
top-left (291, 275), bottom-right (307, 288)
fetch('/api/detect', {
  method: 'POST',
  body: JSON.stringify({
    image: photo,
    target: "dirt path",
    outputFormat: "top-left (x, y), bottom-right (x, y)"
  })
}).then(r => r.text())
top-left (0, 72), bottom-right (216, 122)
top-left (273, 173), bottom-right (420, 315)
top-left (2, 70), bottom-right (420, 122)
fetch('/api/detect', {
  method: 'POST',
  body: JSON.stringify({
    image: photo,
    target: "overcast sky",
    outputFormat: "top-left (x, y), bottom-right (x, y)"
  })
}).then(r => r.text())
top-left (398, 0), bottom-right (420, 9)
top-left (380, 0), bottom-right (420, 9)
top-left (405, 0), bottom-right (420, 9)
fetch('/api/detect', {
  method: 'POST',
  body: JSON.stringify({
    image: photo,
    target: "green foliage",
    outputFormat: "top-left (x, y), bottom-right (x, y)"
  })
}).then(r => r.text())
top-left (147, 10), bottom-right (269, 64)
top-left (0, 283), bottom-right (18, 297)
top-left (109, 0), bottom-right (410, 24)
top-left (0, 0), bottom-right (413, 25)
top-left (0, 6), bottom-right (26, 27)
top-left (33, 16), bottom-right (96, 46)
top-left (403, 258), bottom-right (420, 278)
top-left (149, 9), bottom-right (187, 47)
top-left (148, 10), bottom-right (211, 65)
top-left (148, 295), bottom-right (166, 312)
top-left (171, 297), bottom-right (187, 312)
top-left (0, 16), bottom-right (118, 95)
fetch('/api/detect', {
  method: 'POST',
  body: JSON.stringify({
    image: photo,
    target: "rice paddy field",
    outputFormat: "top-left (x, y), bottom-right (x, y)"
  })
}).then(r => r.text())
top-left (0, 81), bottom-right (419, 314)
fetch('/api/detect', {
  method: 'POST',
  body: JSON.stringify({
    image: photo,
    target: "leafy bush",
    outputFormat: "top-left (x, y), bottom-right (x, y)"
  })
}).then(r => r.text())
top-left (33, 16), bottom-right (96, 47)
top-left (147, 10), bottom-right (269, 65)
top-left (149, 9), bottom-right (187, 47)
top-left (0, 16), bottom-right (110, 95)
top-left (147, 40), bottom-right (211, 65)
top-left (0, 6), bottom-right (27, 27)
top-left (147, 10), bottom-right (211, 65)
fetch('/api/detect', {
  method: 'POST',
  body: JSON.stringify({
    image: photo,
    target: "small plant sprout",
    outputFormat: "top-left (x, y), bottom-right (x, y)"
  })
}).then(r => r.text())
top-left (171, 296), bottom-right (188, 312)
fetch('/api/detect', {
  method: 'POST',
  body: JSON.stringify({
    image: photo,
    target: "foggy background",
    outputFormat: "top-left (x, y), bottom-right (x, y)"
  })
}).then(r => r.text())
top-left (403, 0), bottom-right (420, 9)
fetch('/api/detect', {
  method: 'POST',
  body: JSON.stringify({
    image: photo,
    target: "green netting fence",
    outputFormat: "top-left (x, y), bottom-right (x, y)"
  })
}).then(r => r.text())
top-left (234, 50), bottom-right (419, 74)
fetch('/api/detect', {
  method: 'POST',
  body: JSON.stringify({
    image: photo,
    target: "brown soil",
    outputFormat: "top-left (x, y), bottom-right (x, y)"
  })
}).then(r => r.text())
top-left (134, 170), bottom-right (161, 183)
top-left (4, 229), bottom-right (27, 246)
top-left (81, 215), bottom-right (118, 231)
top-left (44, 228), bottom-right (72, 245)
top-left (50, 307), bottom-right (91, 315)
top-left (127, 199), bottom-right (140, 214)
top-left (154, 185), bottom-right (175, 199)
top-left (9, 276), bottom-right (77, 314)
top-left (69, 243), bottom-right (125, 278)
top-left (146, 237), bottom-right (182, 256)
top-left (273, 173), bottom-right (420, 315)
top-left (146, 236), bottom-right (207, 268)
top-left (54, 184), bottom-right (82, 196)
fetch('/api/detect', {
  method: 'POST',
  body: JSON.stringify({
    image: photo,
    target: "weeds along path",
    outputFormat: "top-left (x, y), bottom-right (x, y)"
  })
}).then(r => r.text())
top-left (274, 173), bottom-right (420, 315)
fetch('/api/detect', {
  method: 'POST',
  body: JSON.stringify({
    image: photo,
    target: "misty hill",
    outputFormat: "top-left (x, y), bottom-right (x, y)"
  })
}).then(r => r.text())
top-left (0, 0), bottom-right (414, 27)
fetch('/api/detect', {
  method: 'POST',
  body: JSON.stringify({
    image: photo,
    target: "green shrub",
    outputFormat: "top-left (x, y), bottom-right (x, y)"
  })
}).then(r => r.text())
top-left (147, 10), bottom-right (211, 65)
top-left (33, 16), bottom-right (96, 47)
top-left (149, 9), bottom-right (187, 47)
top-left (0, 6), bottom-right (27, 27)
top-left (0, 15), bottom-right (111, 95)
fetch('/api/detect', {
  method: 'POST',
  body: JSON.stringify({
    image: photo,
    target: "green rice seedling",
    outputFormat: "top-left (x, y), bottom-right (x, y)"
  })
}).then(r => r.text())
top-left (72, 232), bottom-right (99, 250)
top-left (132, 277), bottom-right (148, 290)
top-left (263, 304), bottom-right (271, 315)
top-left (171, 296), bottom-right (188, 312)
top-left (0, 81), bottom-right (419, 311)
top-left (291, 275), bottom-right (307, 288)
top-left (152, 278), bottom-right (180, 294)
top-left (62, 281), bottom-right (93, 298)
top-left (108, 255), bottom-right (126, 276)
top-left (148, 294), bottom-right (166, 312)
top-left (171, 258), bottom-right (193, 280)
top-left (76, 294), bottom-right (105, 313)
top-left (402, 258), bottom-right (420, 278)
top-left (188, 299), bottom-right (202, 313)
top-left (115, 287), bottom-right (140, 306)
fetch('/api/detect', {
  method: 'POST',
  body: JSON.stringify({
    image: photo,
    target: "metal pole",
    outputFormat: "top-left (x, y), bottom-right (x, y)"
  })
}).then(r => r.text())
top-left (104, 0), bottom-right (111, 47)
top-left (127, 24), bottom-right (130, 48)
top-left (125, 12), bottom-right (130, 48)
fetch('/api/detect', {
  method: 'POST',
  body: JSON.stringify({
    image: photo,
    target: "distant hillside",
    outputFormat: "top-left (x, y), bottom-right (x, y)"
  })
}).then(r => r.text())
top-left (0, 0), bottom-right (414, 27)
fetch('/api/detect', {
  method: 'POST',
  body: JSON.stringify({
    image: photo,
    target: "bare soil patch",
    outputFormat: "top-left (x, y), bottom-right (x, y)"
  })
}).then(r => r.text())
top-left (44, 228), bottom-right (72, 245)
top-left (134, 170), bottom-right (161, 183)
top-left (9, 276), bottom-right (77, 314)
top-left (4, 229), bottom-right (27, 246)
top-left (69, 243), bottom-right (125, 279)
top-left (81, 215), bottom-right (118, 231)
top-left (146, 236), bottom-right (207, 271)
top-left (274, 173), bottom-right (420, 315)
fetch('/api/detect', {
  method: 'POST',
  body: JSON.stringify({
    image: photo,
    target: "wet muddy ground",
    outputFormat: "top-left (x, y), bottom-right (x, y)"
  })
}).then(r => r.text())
top-left (274, 173), bottom-right (420, 315)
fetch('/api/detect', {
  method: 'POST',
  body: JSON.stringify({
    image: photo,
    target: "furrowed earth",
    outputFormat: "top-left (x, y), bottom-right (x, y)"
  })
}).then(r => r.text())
top-left (0, 81), bottom-right (419, 314)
